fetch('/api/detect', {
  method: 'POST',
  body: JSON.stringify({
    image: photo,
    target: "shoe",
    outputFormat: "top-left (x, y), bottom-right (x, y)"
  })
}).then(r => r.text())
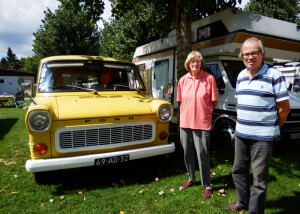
top-left (180, 180), bottom-right (194, 190)
top-left (225, 202), bottom-right (246, 212)
top-left (202, 187), bottom-right (212, 199)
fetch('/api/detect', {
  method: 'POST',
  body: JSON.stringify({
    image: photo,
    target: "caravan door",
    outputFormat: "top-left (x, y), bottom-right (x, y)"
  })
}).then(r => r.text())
top-left (135, 53), bottom-right (175, 102)
top-left (152, 57), bottom-right (174, 102)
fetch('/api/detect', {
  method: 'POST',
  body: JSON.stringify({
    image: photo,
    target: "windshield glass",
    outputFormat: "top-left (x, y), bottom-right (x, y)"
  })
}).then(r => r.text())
top-left (38, 61), bottom-right (145, 92)
top-left (221, 60), bottom-right (245, 88)
top-left (293, 78), bottom-right (300, 92)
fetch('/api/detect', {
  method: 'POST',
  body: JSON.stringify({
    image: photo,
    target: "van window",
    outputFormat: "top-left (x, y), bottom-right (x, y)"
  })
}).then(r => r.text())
top-left (38, 61), bottom-right (145, 92)
top-left (204, 64), bottom-right (225, 89)
top-left (293, 78), bottom-right (300, 92)
top-left (222, 60), bottom-right (245, 88)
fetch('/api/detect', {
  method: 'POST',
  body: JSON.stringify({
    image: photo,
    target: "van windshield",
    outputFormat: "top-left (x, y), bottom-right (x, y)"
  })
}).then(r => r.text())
top-left (292, 78), bottom-right (300, 92)
top-left (38, 61), bottom-right (146, 92)
top-left (221, 60), bottom-right (245, 88)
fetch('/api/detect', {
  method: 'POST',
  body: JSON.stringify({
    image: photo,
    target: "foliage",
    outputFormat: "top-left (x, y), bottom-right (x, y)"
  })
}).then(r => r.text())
top-left (0, 106), bottom-right (299, 214)
top-left (21, 55), bottom-right (41, 74)
top-left (59, 0), bottom-right (105, 23)
top-left (99, 1), bottom-right (173, 61)
top-left (56, 0), bottom-right (242, 78)
top-left (108, 0), bottom-right (241, 79)
top-left (33, 2), bottom-right (101, 58)
top-left (244, 0), bottom-right (300, 24)
top-left (0, 47), bottom-right (21, 70)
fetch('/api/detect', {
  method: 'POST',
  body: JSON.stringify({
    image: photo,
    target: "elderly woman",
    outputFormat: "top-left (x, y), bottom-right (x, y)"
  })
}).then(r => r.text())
top-left (177, 51), bottom-right (218, 199)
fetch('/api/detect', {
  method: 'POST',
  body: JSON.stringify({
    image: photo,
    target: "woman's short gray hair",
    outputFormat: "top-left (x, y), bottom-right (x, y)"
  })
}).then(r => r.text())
top-left (239, 37), bottom-right (265, 58)
top-left (185, 51), bottom-right (205, 71)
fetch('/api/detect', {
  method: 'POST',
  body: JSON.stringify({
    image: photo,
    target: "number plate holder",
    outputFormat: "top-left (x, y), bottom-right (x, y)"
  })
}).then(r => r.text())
top-left (95, 154), bottom-right (129, 166)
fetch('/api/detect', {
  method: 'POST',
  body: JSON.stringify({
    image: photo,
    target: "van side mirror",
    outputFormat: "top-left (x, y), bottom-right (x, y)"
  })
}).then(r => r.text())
top-left (167, 83), bottom-right (173, 95)
top-left (163, 83), bottom-right (173, 100)
top-left (21, 83), bottom-right (31, 91)
top-left (21, 83), bottom-right (37, 105)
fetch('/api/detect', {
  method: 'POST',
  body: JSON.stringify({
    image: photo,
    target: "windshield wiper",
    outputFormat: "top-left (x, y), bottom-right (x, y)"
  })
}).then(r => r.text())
top-left (65, 85), bottom-right (99, 94)
top-left (113, 84), bottom-right (141, 93)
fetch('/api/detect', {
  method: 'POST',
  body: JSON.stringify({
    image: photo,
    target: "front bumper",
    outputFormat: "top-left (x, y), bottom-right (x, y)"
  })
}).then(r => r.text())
top-left (26, 142), bottom-right (175, 172)
top-left (280, 122), bottom-right (300, 140)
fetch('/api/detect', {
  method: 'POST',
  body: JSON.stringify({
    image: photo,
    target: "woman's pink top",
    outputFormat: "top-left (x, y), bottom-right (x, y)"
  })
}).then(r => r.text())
top-left (177, 71), bottom-right (218, 130)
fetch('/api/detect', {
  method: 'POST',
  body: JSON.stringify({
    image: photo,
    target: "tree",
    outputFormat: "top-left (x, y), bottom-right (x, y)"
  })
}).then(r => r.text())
top-left (0, 47), bottom-right (20, 70)
top-left (110, 0), bottom-right (241, 79)
top-left (63, 0), bottom-right (242, 79)
top-left (21, 55), bottom-right (41, 74)
top-left (99, 1), bottom-right (174, 61)
top-left (33, 2), bottom-right (101, 58)
top-left (244, 0), bottom-right (300, 24)
top-left (59, 0), bottom-right (105, 23)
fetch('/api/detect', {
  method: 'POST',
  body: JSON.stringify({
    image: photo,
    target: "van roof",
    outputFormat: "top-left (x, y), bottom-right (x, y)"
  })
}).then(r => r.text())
top-left (41, 55), bottom-right (131, 64)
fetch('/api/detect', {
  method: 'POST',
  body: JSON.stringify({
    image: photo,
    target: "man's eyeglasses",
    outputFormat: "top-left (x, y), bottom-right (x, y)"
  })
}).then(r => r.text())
top-left (242, 50), bottom-right (261, 58)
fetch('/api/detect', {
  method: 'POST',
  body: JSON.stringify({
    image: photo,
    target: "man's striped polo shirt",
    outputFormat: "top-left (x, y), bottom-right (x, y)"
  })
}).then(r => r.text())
top-left (235, 64), bottom-right (289, 142)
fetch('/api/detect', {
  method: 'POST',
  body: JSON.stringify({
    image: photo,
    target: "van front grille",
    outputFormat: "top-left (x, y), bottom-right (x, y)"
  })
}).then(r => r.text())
top-left (56, 122), bottom-right (155, 152)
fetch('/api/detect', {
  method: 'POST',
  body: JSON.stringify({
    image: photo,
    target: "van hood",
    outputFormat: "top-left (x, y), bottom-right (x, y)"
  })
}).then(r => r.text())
top-left (55, 95), bottom-right (154, 120)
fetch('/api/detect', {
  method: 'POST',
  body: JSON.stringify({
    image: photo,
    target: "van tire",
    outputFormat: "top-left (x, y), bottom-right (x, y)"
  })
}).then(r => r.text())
top-left (214, 119), bottom-right (236, 148)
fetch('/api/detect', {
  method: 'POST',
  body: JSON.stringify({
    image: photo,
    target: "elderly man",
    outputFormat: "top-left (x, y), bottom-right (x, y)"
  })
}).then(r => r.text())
top-left (225, 37), bottom-right (290, 214)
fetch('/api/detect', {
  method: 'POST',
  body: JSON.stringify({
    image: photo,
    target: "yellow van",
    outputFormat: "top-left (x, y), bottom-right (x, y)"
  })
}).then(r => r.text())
top-left (24, 55), bottom-right (174, 183)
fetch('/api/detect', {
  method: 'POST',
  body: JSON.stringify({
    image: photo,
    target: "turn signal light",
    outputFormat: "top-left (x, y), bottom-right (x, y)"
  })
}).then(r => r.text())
top-left (159, 131), bottom-right (168, 140)
top-left (35, 143), bottom-right (48, 155)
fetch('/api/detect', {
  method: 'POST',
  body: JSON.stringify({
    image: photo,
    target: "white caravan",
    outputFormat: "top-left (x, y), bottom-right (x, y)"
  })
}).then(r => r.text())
top-left (275, 62), bottom-right (300, 96)
top-left (132, 8), bottom-right (300, 147)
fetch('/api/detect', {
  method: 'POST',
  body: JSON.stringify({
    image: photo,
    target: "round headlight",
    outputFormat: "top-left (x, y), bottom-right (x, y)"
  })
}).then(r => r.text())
top-left (28, 110), bottom-right (50, 131)
top-left (158, 104), bottom-right (173, 122)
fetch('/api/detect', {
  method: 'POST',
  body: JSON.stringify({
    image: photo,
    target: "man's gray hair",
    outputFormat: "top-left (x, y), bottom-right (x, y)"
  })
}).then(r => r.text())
top-left (239, 37), bottom-right (265, 58)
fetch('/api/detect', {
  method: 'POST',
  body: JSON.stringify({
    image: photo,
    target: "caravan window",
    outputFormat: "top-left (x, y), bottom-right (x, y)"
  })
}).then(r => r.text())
top-left (197, 21), bottom-right (229, 42)
top-left (204, 64), bottom-right (225, 89)
top-left (222, 60), bottom-right (245, 88)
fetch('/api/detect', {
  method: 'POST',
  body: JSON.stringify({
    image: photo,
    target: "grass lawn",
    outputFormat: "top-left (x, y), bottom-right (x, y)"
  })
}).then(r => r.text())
top-left (0, 106), bottom-right (299, 214)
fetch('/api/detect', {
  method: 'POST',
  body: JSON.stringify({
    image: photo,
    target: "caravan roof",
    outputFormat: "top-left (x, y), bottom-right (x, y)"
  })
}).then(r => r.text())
top-left (133, 8), bottom-right (300, 61)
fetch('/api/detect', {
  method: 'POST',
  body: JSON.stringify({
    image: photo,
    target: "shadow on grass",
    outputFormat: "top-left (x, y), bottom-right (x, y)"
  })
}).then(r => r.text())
top-left (34, 131), bottom-right (299, 204)
top-left (36, 150), bottom-right (187, 194)
top-left (35, 128), bottom-right (238, 192)
top-left (0, 118), bottom-right (18, 140)
top-left (37, 142), bottom-right (237, 195)
top-left (266, 191), bottom-right (300, 213)
top-left (271, 141), bottom-right (300, 178)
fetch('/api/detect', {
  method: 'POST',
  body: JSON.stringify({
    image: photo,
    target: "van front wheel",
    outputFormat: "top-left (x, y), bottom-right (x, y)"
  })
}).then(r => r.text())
top-left (214, 119), bottom-right (236, 148)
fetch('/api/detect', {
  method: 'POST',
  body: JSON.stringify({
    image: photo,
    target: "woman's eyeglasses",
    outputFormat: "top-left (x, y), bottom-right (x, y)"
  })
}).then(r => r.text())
top-left (190, 61), bottom-right (201, 64)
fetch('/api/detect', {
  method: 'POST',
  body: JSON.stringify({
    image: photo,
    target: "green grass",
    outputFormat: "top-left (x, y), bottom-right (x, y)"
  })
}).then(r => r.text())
top-left (0, 106), bottom-right (299, 214)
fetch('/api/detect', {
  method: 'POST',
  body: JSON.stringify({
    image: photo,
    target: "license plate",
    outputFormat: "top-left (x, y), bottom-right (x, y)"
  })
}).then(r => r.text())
top-left (95, 154), bottom-right (129, 166)
top-left (290, 133), bottom-right (300, 140)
